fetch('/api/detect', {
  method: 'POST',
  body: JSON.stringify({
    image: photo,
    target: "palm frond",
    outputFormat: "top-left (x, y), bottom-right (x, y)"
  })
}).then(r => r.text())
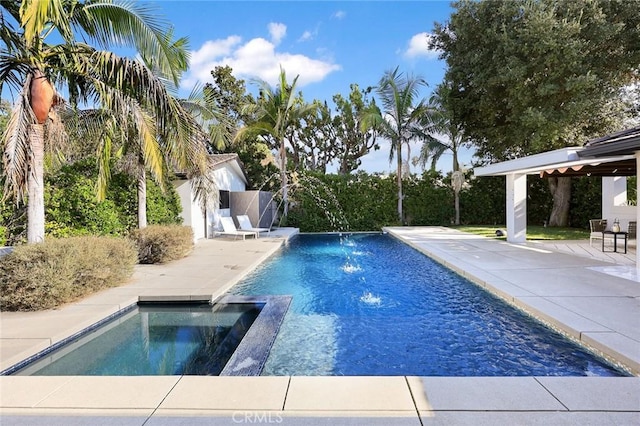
top-left (189, 171), bottom-right (219, 216)
top-left (0, 3), bottom-right (25, 57)
top-left (74, 1), bottom-right (188, 84)
top-left (134, 105), bottom-right (163, 187)
top-left (417, 136), bottom-right (448, 170)
top-left (179, 83), bottom-right (232, 150)
top-left (2, 76), bottom-right (35, 202)
top-left (43, 101), bottom-right (69, 169)
top-left (71, 51), bottom-right (207, 173)
top-left (20, 0), bottom-right (72, 47)
top-left (0, 54), bottom-right (30, 96)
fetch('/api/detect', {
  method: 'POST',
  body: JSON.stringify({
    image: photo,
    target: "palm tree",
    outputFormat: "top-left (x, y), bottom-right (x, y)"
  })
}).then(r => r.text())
top-left (1, 0), bottom-right (208, 242)
top-left (363, 67), bottom-right (433, 223)
top-left (235, 67), bottom-right (317, 217)
top-left (85, 80), bottom-right (223, 230)
top-left (417, 83), bottom-right (469, 225)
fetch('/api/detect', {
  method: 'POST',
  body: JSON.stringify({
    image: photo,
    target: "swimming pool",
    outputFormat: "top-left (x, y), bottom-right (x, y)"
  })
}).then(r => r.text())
top-left (5, 295), bottom-right (291, 376)
top-left (229, 233), bottom-right (628, 376)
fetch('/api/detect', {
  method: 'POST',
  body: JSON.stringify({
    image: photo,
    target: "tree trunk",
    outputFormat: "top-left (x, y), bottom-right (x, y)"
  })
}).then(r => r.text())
top-left (548, 176), bottom-right (571, 227)
top-left (396, 141), bottom-right (403, 223)
top-left (454, 190), bottom-right (460, 225)
top-left (138, 165), bottom-right (148, 229)
top-left (404, 141), bottom-right (411, 177)
top-left (453, 151), bottom-right (460, 225)
top-left (27, 124), bottom-right (46, 243)
top-left (26, 69), bottom-right (55, 244)
top-left (280, 138), bottom-right (288, 217)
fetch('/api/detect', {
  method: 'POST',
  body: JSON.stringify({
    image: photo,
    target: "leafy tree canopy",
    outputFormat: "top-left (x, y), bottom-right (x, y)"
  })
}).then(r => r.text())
top-left (431, 0), bottom-right (640, 160)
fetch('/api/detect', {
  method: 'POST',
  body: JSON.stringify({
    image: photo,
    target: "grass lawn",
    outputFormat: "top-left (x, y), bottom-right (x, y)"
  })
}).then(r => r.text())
top-left (453, 225), bottom-right (589, 241)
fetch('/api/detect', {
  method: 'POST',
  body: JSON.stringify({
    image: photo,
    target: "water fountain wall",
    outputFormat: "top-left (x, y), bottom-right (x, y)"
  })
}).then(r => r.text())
top-left (230, 191), bottom-right (277, 229)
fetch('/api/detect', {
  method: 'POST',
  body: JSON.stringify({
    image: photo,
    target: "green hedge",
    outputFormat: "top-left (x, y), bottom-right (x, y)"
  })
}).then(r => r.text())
top-left (0, 236), bottom-right (138, 311)
top-left (284, 171), bottom-right (604, 232)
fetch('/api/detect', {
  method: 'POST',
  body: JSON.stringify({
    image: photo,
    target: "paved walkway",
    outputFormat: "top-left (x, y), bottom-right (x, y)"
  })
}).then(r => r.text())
top-left (535, 239), bottom-right (636, 267)
top-left (1, 227), bottom-right (639, 425)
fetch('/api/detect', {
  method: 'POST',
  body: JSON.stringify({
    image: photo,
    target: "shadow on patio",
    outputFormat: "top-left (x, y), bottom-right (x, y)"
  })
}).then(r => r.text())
top-left (533, 239), bottom-right (636, 266)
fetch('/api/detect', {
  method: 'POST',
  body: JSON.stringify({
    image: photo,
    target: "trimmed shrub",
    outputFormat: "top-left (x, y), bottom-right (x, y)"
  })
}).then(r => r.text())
top-left (131, 225), bottom-right (194, 264)
top-left (0, 236), bottom-right (137, 311)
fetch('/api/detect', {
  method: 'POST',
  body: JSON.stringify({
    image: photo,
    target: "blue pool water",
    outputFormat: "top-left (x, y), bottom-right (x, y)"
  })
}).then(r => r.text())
top-left (14, 303), bottom-right (262, 376)
top-left (230, 233), bottom-right (628, 376)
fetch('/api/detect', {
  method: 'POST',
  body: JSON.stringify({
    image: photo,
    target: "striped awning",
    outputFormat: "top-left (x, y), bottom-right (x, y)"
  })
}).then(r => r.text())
top-left (540, 159), bottom-right (636, 177)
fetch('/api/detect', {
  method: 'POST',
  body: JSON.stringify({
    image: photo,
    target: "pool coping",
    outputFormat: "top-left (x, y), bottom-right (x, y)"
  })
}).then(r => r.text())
top-left (220, 295), bottom-right (292, 376)
top-left (1, 227), bottom-right (639, 424)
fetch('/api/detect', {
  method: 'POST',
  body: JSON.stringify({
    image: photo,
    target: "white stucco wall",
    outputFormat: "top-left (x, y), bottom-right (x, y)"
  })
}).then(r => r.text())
top-left (175, 159), bottom-right (248, 240)
top-left (207, 166), bottom-right (247, 236)
top-left (213, 167), bottom-right (246, 192)
top-left (173, 179), bottom-right (205, 241)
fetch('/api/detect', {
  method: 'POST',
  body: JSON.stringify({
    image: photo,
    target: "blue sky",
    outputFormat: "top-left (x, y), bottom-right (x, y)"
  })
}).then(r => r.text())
top-left (159, 1), bottom-right (452, 100)
top-left (0, 1), bottom-right (466, 174)
top-left (153, 0), bottom-right (470, 174)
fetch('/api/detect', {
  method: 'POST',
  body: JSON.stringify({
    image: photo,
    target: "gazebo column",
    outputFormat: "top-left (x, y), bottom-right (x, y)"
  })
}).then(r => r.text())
top-left (506, 173), bottom-right (527, 243)
top-left (636, 152), bottom-right (640, 271)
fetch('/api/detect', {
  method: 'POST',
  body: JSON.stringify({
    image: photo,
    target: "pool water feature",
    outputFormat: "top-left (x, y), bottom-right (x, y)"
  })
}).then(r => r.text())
top-left (7, 295), bottom-right (291, 376)
top-left (230, 233), bottom-right (629, 377)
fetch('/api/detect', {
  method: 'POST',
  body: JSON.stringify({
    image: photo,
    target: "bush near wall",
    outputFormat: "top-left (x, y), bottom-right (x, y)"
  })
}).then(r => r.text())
top-left (0, 236), bottom-right (137, 311)
top-left (286, 171), bottom-right (452, 231)
top-left (131, 225), bottom-right (194, 264)
top-left (526, 176), bottom-right (555, 227)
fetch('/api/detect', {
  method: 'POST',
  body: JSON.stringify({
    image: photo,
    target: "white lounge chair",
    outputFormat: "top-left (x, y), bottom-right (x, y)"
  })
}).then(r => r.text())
top-left (237, 214), bottom-right (270, 238)
top-left (216, 217), bottom-right (257, 240)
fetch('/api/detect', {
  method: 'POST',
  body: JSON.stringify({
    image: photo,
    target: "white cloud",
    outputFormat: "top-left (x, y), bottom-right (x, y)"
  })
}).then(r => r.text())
top-left (181, 25), bottom-right (341, 91)
top-left (332, 10), bottom-right (346, 20)
top-left (182, 36), bottom-right (243, 88)
top-left (404, 32), bottom-right (440, 59)
top-left (299, 30), bottom-right (313, 42)
top-left (268, 22), bottom-right (287, 45)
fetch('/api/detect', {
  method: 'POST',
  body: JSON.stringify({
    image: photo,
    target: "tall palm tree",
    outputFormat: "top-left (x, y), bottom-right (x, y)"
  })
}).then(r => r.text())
top-left (85, 78), bottom-right (223, 230)
top-left (363, 67), bottom-right (433, 223)
top-left (1, 0), bottom-right (208, 242)
top-left (235, 67), bottom-right (316, 217)
top-left (417, 83), bottom-right (469, 225)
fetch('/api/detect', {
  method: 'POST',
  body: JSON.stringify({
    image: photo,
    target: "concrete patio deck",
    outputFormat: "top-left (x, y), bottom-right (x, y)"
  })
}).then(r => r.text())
top-left (1, 227), bottom-right (638, 425)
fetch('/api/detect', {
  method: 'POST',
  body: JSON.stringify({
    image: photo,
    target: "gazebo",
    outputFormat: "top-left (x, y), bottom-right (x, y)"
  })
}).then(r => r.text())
top-left (474, 126), bottom-right (640, 268)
